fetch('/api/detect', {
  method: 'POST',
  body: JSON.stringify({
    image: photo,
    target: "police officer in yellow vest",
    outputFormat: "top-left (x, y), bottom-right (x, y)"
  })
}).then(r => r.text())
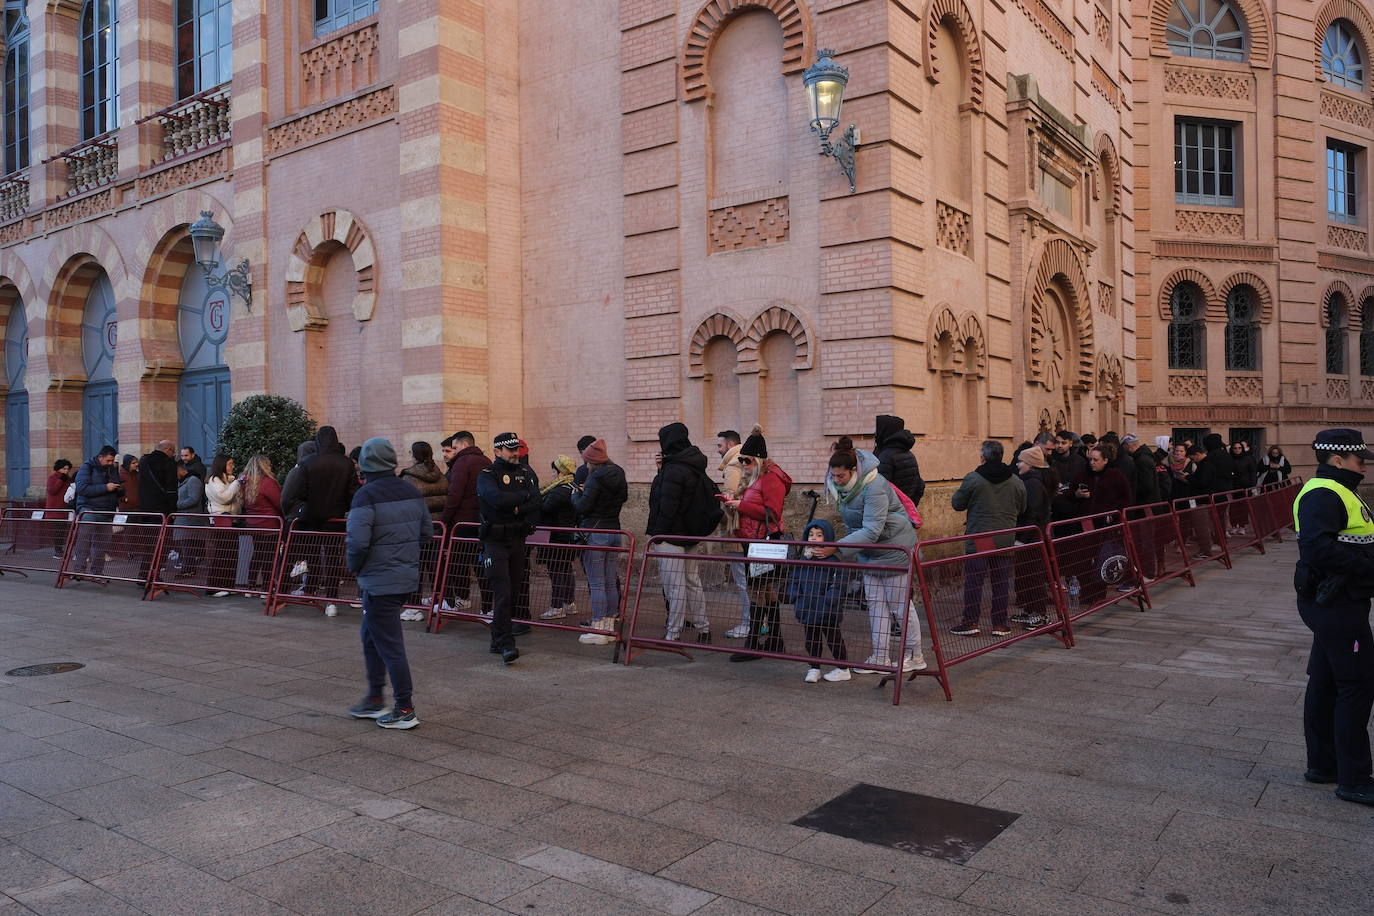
top-left (1294, 428), bottom-right (1374, 805)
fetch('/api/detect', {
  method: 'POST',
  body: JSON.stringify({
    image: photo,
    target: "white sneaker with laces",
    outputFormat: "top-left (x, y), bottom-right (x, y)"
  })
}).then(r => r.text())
top-left (579, 621), bottom-right (615, 645)
top-left (324, 604), bottom-right (339, 617)
top-left (540, 606), bottom-right (568, 620)
top-left (823, 667), bottom-right (852, 682)
top-left (438, 599), bottom-right (453, 611)
top-left (804, 668), bottom-right (822, 683)
top-left (725, 624), bottom-right (749, 639)
top-left (902, 653), bottom-right (928, 673)
top-left (399, 608), bottom-right (424, 622)
top-left (851, 655), bottom-right (891, 674)
top-left (453, 597), bottom-right (472, 610)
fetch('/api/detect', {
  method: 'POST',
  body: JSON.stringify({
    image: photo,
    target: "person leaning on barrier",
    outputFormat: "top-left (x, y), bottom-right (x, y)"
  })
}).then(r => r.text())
top-left (571, 438), bottom-right (629, 644)
top-left (478, 432), bottom-right (542, 665)
top-left (819, 438), bottom-right (926, 675)
top-left (1293, 428), bottom-right (1374, 806)
top-left (949, 440), bottom-right (1026, 638)
top-left (723, 426), bottom-right (793, 663)
top-left (346, 437), bottom-right (429, 730)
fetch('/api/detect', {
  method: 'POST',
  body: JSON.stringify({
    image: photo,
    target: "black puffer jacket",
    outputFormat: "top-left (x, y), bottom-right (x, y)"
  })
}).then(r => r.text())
top-left (541, 481), bottom-right (578, 544)
top-left (1130, 446), bottom-right (1161, 505)
top-left (1203, 434), bottom-right (1238, 494)
top-left (874, 415), bottom-right (925, 505)
top-left (281, 426), bottom-right (359, 526)
top-left (647, 423), bottom-right (712, 538)
top-left (573, 461), bottom-right (628, 528)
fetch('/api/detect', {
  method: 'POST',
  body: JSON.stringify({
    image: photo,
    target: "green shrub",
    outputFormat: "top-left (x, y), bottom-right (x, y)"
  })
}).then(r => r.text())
top-left (216, 394), bottom-right (317, 481)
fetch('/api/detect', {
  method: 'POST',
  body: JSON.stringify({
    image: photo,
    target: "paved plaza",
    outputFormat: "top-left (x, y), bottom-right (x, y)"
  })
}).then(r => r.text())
top-left (1, 539), bottom-right (1372, 915)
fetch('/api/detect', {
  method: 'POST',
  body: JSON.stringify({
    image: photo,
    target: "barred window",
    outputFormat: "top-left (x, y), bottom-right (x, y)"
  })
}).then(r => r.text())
top-left (176, 0), bottom-right (233, 100)
top-left (314, 0), bottom-right (377, 37)
top-left (1168, 282), bottom-right (1206, 370)
top-left (1361, 299), bottom-right (1374, 376)
top-left (1166, 0), bottom-right (1247, 61)
top-left (1327, 140), bottom-right (1361, 224)
top-left (3, 1), bottom-right (29, 174)
top-left (1224, 285), bottom-right (1258, 371)
top-left (1323, 21), bottom-right (1366, 91)
top-left (1327, 293), bottom-right (1349, 375)
top-left (79, 0), bottom-right (119, 140)
top-left (1175, 119), bottom-right (1236, 207)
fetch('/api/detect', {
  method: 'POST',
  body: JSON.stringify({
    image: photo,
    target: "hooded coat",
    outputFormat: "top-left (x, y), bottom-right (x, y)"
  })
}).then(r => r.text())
top-left (1203, 433), bottom-right (1238, 494)
top-left (647, 422), bottom-right (714, 539)
top-left (785, 519), bottom-right (851, 626)
top-left (572, 460), bottom-right (628, 527)
top-left (873, 415), bottom-right (925, 505)
top-left (733, 461), bottom-right (793, 540)
top-left (138, 449), bottom-right (179, 516)
top-left (281, 440), bottom-right (317, 520)
top-left (280, 426), bottom-right (358, 527)
top-left (399, 459), bottom-right (448, 519)
top-left (951, 460), bottom-right (1027, 548)
top-left (346, 468), bottom-right (429, 595)
top-left (826, 449), bottom-right (917, 568)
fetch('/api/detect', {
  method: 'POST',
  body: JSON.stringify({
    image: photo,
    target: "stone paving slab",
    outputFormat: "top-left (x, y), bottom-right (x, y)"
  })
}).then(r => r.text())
top-left (1, 540), bottom-right (1374, 913)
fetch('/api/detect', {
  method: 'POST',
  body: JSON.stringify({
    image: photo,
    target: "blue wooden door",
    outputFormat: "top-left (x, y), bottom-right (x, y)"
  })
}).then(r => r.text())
top-left (81, 273), bottom-right (118, 458)
top-left (82, 379), bottom-right (118, 458)
top-left (178, 367), bottom-right (230, 459)
top-left (4, 391), bottom-right (27, 498)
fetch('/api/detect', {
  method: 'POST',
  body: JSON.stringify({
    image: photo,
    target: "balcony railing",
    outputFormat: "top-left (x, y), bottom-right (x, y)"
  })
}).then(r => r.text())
top-left (0, 172), bottom-right (29, 223)
top-left (49, 134), bottom-right (118, 196)
top-left (141, 84), bottom-right (231, 163)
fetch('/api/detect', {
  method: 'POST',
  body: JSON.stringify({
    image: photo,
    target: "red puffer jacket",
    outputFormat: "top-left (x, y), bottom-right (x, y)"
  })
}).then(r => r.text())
top-left (734, 463), bottom-right (793, 539)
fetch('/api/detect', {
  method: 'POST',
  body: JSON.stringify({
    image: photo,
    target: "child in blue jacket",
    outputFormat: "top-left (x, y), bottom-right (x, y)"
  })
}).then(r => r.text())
top-left (784, 519), bottom-right (851, 683)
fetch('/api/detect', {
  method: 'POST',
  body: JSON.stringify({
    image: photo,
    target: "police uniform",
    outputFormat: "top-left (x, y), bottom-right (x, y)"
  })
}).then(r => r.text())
top-left (1293, 428), bottom-right (1374, 804)
top-left (477, 434), bottom-right (542, 661)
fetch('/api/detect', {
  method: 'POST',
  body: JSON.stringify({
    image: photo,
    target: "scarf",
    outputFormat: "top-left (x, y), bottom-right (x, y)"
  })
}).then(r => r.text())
top-left (831, 467), bottom-right (879, 506)
top-left (540, 454), bottom-right (577, 495)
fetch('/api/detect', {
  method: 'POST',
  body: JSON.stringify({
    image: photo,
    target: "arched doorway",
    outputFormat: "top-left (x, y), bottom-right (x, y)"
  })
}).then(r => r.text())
top-left (176, 255), bottom-right (230, 459)
top-left (1036, 282), bottom-right (1077, 429)
top-left (81, 272), bottom-right (118, 457)
top-left (4, 299), bottom-right (27, 497)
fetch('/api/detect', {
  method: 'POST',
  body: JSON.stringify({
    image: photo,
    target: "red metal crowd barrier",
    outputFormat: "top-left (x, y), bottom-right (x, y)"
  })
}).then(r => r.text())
top-left (914, 526), bottom-right (1071, 701)
top-left (268, 519), bottom-right (358, 616)
top-left (1123, 502), bottom-right (1195, 595)
top-left (1045, 511), bottom-right (1148, 622)
top-left (1214, 487), bottom-right (1266, 556)
top-left (56, 510), bottom-right (168, 592)
top-left (0, 507), bottom-right (76, 578)
top-left (623, 535), bottom-right (927, 705)
top-left (428, 525), bottom-right (634, 653)
top-left (146, 514), bottom-right (284, 609)
top-left (400, 521), bottom-right (450, 621)
top-left (1170, 493), bottom-right (1232, 570)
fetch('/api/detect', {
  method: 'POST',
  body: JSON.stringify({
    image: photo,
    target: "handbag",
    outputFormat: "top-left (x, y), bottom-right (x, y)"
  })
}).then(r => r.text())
top-left (746, 507), bottom-right (788, 578)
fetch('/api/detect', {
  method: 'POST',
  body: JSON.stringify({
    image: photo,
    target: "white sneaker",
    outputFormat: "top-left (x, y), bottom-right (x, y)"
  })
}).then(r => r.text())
top-left (452, 597), bottom-right (472, 610)
top-left (664, 629), bottom-right (681, 642)
top-left (399, 608), bottom-right (424, 622)
top-left (540, 606), bottom-right (567, 620)
top-left (823, 667), bottom-right (852, 682)
top-left (290, 560), bottom-right (308, 578)
top-left (211, 590), bottom-right (231, 598)
top-left (851, 655), bottom-right (891, 674)
top-left (804, 668), bottom-right (822, 683)
top-left (902, 653), bottom-right (928, 673)
top-left (579, 622), bottom-right (615, 645)
top-left (437, 599), bottom-right (453, 611)
top-left (562, 602), bottom-right (576, 618)
top-left (725, 624), bottom-right (749, 639)
top-left (324, 604), bottom-right (338, 617)
top-left (290, 586), bottom-right (306, 596)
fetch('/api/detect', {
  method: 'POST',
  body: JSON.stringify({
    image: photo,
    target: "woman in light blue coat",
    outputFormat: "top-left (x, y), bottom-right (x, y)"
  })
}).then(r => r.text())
top-left (817, 438), bottom-right (926, 674)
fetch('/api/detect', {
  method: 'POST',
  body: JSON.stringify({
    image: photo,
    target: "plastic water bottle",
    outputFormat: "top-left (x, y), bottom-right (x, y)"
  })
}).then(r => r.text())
top-left (1067, 576), bottom-right (1081, 612)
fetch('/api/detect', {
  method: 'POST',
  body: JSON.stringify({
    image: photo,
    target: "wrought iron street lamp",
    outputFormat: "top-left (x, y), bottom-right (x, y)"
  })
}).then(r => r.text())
top-left (803, 48), bottom-right (859, 193)
top-left (188, 210), bottom-right (253, 312)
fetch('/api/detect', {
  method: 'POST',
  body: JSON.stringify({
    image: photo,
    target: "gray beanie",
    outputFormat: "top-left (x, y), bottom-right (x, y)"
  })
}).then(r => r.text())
top-left (358, 437), bottom-right (398, 473)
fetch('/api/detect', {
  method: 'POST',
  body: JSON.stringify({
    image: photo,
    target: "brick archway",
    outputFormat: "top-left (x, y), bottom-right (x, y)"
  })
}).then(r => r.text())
top-left (923, 0), bottom-right (985, 112)
top-left (680, 0), bottom-right (813, 102)
top-left (285, 208), bottom-right (377, 332)
top-left (1315, 0), bottom-right (1374, 81)
top-left (1027, 236), bottom-right (1093, 390)
top-left (1149, 0), bottom-right (1271, 68)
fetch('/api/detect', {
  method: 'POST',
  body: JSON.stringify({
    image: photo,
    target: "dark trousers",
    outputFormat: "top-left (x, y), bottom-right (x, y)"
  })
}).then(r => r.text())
top-left (543, 547), bottom-right (576, 608)
top-left (803, 621), bottom-right (848, 666)
top-left (1013, 544), bottom-right (1048, 616)
top-left (360, 590), bottom-right (413, 709)
top-left (961, 551), bottom-right (1012, 627)
top-left (485, 537), bottom-right (527, 651)
top-left (1299, 598), bottom-right (1374, 787)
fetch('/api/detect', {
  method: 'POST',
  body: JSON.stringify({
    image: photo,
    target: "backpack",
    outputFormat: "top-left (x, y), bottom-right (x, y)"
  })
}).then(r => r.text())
top-left (682, 468), bottom-right (724, 537)
top-left (890, 479), bottom-right (923, 529)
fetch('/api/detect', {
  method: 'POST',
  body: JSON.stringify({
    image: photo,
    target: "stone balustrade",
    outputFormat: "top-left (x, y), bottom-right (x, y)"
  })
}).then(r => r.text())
top-left (57, 135), bottom-right (118, 197)
top-left (151, 84), bottom-right (231, 162)
top-left (0, 173), bottom-right (28, 223)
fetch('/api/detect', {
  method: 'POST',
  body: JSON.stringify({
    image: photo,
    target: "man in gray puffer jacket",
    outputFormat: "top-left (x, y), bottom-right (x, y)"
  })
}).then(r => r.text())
top-left (345, 438), bottom-right (428, 730)
top-left (950, 440), bottom-right (1026, 638)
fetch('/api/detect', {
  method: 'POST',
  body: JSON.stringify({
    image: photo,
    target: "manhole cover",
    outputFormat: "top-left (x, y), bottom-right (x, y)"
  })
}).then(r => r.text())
top-left (793, 783), bottom-right (1019, 865)
top-left (5, 662), bottom-right (85, 677)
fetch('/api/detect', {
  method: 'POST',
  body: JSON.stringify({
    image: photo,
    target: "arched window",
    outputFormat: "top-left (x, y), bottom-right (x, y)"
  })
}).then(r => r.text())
top-left (176, 0), bottom-right (233, 99)
top-left (1166, 0), bottom-right (1247, 62)
top-left (4, 2), bottom-right (29, 175)
top-left (1224, 285), bottom-right (1258, 370)
top-left (1322, 20), bottom-right (1366, 91)
top-left (1168, 282), bottom-right (1205, 370)
top-left (1327, 292), bottom-right (1349, 375)
top-left (314, 0), bottom-right (377, 38)
top-left (1360, 298), bottom-right (1374, 376)
top-left (79, 0), bottom-right (119, 139)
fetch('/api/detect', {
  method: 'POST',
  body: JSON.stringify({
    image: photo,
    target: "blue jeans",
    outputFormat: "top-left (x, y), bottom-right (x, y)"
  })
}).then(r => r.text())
top-left (961, 552), bottom-right (1012, 628)
top-left (360, 591), bottom-right (413, 709)
top-left (582, 531), bottom-right (622, 620)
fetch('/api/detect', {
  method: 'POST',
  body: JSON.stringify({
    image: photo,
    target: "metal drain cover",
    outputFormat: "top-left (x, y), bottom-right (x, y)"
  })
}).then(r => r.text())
top-left (5, 662), bottom-right (85, 677)
top-left (794, 783), bottom-right (1019, 864)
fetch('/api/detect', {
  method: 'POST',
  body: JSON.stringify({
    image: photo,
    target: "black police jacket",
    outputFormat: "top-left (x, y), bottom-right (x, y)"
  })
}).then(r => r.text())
top-left (1295, 464), bottom-right (1374, 603)
top-left (476, 457), bottom-right (541, 542)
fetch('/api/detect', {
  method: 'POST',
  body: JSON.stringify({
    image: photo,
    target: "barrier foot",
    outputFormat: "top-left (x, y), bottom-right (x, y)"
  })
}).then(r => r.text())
top-left (624, 643), bottom-right (693, 665)
top-left (0, 567), bottom-right (29, 579)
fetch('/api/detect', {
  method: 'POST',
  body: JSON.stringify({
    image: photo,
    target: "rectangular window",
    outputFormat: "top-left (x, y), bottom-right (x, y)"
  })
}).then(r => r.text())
top-left (176, 0), bottom-right (232, 100)
top-left (314, 0), bottom-right (377, 37)
top-left (1327, 139), bottom-right (1361, 224)
top-left (1174, 118), bottom-right (1237, 207)
top-left (1039, 168), bottom-right (1074, 218)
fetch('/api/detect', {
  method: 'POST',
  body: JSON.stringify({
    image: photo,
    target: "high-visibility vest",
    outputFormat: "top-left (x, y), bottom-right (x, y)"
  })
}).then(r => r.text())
top-left (1294, 477), bottom-right (1374, 544)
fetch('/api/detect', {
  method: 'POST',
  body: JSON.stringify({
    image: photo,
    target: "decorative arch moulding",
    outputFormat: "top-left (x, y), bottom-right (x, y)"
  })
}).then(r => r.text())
top-left (927, 306), bottom-right (988, 377)
top-left (1149, 0), bottom-right (1271, 67)
top-left (1094, 133), bottom-right (1122, 214)
top-left (680, 0), bottom-right (813, 103)
top-left (284, 208), bottom-right (377, 332)
top-left (687, 305), bottom-right (812, 377)
top-left (1216, 270), bottom-right (1274, 323)
top-left (1156, 267), bottom-right (1218, 321)
top-left (1314, 0), bottom-right (1374, 82)
top-left (1027, 235), bottom-right (1094, 390)
top-left (923, 0), bottom-right (986, 113)
top-left (1322, 279), bottom-right (1357, 324)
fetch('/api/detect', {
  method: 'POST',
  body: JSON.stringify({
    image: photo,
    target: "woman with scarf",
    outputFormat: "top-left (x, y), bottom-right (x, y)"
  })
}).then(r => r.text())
top-left (815, 437), bottom-right (926, 674)
top-left (537, 455), bottom-right (580, 621)
top-left (1256, 445), bottom-right (1292, 487)
top-left (721, 426), bottom-right (793, 662)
